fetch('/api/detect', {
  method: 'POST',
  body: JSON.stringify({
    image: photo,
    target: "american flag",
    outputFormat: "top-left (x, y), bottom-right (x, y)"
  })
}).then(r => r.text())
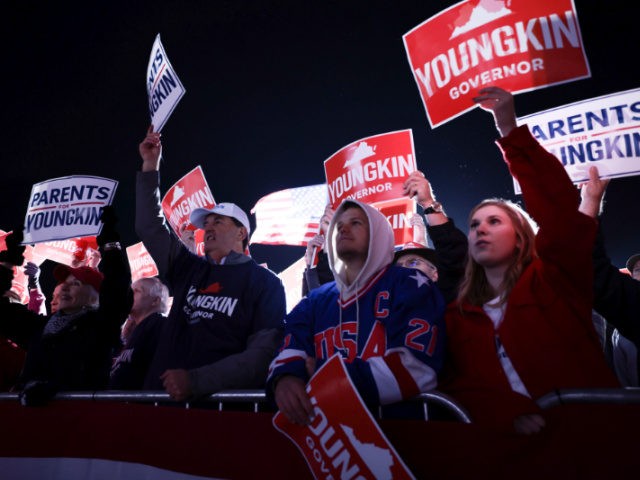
top-left (250, 184), bottom-right (328, 246)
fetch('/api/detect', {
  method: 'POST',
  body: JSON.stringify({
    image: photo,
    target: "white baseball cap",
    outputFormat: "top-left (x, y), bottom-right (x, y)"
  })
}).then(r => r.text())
top-left (189, 203), bottom-right (251, 234)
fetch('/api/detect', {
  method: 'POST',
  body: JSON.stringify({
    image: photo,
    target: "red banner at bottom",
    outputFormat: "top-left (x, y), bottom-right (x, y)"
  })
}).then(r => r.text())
top-left (273, 355), bottom-right (415, 479)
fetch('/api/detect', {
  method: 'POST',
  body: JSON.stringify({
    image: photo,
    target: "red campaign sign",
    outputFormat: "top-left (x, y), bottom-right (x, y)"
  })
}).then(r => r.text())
top-left (403, 0), bottom-right (590, 128)
top-left (324, 130), bottom-right (416, 209)
top-left (194, 229), bottom-right (205, 256)
top-left (31, 237), bottom-right (98, 267)
top-left (273, 355), bottom-right (415, 480)
top-left (372, 198), bottom-right (416, 248)
top-left (161, 166), bottom-right (216, 236)
top-left (126, 242), bottom-right (159, 282)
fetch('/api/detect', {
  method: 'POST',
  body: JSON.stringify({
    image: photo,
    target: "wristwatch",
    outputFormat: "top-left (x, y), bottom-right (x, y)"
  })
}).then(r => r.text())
top-left (103, 241), bottom-right (122, 251)
top-left (423, 201), bottom-right (444, 215)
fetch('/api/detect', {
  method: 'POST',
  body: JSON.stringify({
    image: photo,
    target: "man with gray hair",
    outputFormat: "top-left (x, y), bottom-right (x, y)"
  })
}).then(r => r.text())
top-left (136, 126), bottom-right (285, 400)
top-left (110, 276), bottom-right (169, 389)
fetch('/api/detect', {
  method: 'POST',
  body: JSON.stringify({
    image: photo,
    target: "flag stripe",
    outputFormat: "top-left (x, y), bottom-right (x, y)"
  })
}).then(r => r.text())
top-left (250, 185), bottom-right (327, 246)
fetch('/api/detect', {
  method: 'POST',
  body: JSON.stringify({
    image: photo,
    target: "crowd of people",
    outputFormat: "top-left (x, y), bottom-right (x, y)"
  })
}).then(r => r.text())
top-left (0, 86), bottom-right (638, 435)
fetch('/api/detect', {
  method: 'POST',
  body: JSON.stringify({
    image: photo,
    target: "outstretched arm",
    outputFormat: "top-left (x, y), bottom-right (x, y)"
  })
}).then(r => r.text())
top-left (477, 86), bottom-right (596, 311)
top-left (24, 262), bottom-right (47, 316)
top-left (135, 126), bottom-right (185, 278)
top-left (139, 124), bottom-right (162, 172)
top-left (96, 206), bottom-right (133, 334)
top-left (403, 170), bottom-right (448, 227)
top-left (473, 86), bottom-right (517, 137)
top-left (579, 166), bottom-right (610, 219)
top-left (403, 170), bottom-right (468, 303)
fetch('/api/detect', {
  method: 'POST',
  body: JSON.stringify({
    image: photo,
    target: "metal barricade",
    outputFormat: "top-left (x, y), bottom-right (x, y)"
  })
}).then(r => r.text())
top-left (0, 389), bottom-right (472, 422)
top-left (537, 387), bottom-right (640, 410)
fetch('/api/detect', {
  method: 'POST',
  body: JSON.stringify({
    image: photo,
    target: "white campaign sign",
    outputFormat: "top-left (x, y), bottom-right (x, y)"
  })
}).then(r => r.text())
top-left (147, 34), bottom-right (186, 132)
top-left (515, 87), bottom-right (640, 194)
top-left (23, 175), bottom-right (118, 244)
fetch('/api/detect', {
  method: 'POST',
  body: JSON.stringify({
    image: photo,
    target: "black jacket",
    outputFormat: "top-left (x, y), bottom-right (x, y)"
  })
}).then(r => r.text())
top-left (592, 225), bottom-right (640, 346)
top-left (427, 218), bottom-right (468, 305)
top-left (110, 312), bottom-right (164, 390)
top-left (0, 247), bottom-right (132, 391)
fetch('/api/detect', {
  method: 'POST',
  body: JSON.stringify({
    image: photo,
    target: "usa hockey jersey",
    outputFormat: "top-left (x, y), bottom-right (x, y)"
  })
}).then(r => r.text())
top-left (268, 200), bottom-right (445, 406)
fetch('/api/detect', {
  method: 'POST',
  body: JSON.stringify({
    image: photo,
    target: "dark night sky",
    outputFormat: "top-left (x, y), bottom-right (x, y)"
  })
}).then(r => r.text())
top-left (2, 1), bottom-right (639, 278)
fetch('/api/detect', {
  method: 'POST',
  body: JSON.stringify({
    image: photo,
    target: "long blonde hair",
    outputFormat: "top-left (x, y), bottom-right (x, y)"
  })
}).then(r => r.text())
top-left (457, 199), bottom-right (537, 307)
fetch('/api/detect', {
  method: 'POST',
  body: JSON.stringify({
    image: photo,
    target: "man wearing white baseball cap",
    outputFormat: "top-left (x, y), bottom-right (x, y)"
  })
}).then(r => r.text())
top-left (136, 126), bottom-right (285, 400)
top-left (189, 203), bottom-right (250, 261)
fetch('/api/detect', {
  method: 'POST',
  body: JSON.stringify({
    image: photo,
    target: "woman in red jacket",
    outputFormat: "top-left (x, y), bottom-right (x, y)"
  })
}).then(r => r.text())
top-left (441, 87), bottom-right (619, 434)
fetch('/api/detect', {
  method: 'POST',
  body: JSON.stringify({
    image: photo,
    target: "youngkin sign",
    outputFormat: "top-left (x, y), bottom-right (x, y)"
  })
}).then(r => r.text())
top-left (513, 87), bottom-right (640, 193)
top-left (23, 176), bottom-right (117, 244)
top-left (404, 0), bottom-right (589, 128)
top-left (372, 198), bottom-right (416, 248)
top-left (161, 166), bottom-right (215, 237)
top-left (32, 237), bottom-right (98, 267)
top-left (324, 130), bottom-right (416, 208)
top-left (147, 33), bottom-right (186, 132)
top-left (273, 354), bottom-right (415, 480)
top-left (126, 242), bottom-right (160, 282)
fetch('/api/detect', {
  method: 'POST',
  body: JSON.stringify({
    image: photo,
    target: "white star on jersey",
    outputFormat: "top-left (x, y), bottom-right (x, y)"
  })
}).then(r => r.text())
top-left (409, 271), bottom-right (429, 288)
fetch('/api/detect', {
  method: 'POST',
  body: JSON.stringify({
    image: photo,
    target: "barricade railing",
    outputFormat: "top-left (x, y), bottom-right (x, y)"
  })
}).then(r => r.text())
top-left (537, 387), bottom-right (640, 410)
top-left (0, 389), bottom-right (472, 423)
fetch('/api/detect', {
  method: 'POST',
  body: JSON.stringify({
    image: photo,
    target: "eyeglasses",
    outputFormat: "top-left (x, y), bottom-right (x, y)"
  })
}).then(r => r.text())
top-left (397, 257), bottom-right (437, 272)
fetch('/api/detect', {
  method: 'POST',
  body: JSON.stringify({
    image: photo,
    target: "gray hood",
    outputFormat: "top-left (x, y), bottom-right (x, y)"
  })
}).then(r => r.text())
top-left (326, 199), bottom-right (394, 299)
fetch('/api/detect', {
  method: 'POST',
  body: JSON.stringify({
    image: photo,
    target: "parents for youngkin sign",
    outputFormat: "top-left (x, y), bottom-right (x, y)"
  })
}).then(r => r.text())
top-left (23, 175), bottom-right (118, 244)
top-left (147, 34), bottom-right (186, 132)
top-left (513, 87), bottom-right (640, 193)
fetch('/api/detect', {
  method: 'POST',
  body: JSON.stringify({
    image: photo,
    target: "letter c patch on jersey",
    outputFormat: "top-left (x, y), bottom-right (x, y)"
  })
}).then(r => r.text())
top-left (374, 291), bottom-right (390, 319)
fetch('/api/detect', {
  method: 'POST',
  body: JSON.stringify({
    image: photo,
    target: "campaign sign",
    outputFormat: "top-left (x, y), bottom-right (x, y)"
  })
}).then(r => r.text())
top-left (194, 229), bottom-right (205, 256)
top-left (32, 237), bottom-right (98, 267)
top-left (324, 130), bottom-right (416, 208)
top-left (404, 0), bottom-right (589, 128)
top-left (513, 87), bottom-right (640, 193)
top-left (23, 176), bottom-right (117, 245)
top-left (32, 239), bottom-right (76, 266)
top-left (373, 198), bottom-right (416, 248)
top-left (161, 166), bottom-right (215, 237)
top-left (147, 34), bottom-right (186, 132)
top-left (126, 242), bottom-right (159, 282)
top-left (273, 355), bottom-right (415, 480)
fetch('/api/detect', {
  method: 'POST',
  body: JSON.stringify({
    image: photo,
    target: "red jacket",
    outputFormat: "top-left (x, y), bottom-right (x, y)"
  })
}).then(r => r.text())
top-left (441, 126), bottom-right (619, 429)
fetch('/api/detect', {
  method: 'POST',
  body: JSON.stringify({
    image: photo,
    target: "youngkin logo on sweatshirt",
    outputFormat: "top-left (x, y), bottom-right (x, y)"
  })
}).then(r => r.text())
top-left (183, 284), bottom-right (238, 323)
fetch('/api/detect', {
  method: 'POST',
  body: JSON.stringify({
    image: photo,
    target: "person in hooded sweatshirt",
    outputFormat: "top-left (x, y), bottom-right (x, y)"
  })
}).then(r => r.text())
top-left (267, 199), bottom-right (446, 425)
